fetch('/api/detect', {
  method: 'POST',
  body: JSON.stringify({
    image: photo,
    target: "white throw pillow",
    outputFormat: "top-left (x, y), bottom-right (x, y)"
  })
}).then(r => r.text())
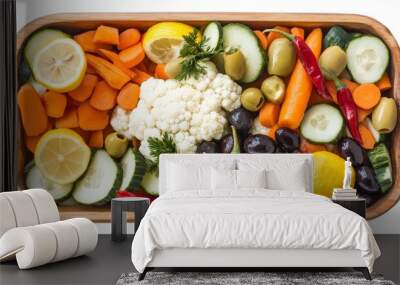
top-left (211, 168), bottom-right (236, 190)
top-left (237, 158), bottom-right (309, 192)
top-left (166, 159), bottom-right (236, 192)
top-left (236, 169), bottom-right (267, 189)
top-left (265, 163), bottom-right (307, 191)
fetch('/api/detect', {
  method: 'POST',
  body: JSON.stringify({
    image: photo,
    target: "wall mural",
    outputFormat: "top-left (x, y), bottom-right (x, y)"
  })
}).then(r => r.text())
top-left (17, 20), bottom-right (398, 218)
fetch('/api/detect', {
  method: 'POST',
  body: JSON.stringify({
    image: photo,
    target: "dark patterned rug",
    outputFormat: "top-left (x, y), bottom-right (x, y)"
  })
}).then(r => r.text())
top-left (116, 271), bottom-right (396, 285)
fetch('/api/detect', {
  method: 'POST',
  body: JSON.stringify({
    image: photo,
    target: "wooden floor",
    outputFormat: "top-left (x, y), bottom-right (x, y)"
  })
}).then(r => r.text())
top-left (0, 235), bottom-right (398, 285)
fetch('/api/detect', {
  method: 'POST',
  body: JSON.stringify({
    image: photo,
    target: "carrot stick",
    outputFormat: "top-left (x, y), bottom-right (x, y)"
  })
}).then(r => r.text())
top-left (17, 84), bottom-right (48, 136)
top-left (359, 123), bottom-right (376, 149)
top-left (86, 65), bottom-right (97, 74)
top-left (119, 43), bottom-right (145, 68)
top-left (68, 74), bottom-right (98, 102)
top-left (278, 28), bottom-right (323, 129)
top-left (375, 72), bottom-right (392, 91)
top-left (94, 25), bottom-right (119, 45)
top-left (97, 49), bottom-right (136, 79)
top-left (154, 64), bottom-right (169, 80)
top-left (55, 107), bottom-right (79, 129)
top-left (78, 102), bottom-right (109, 131)
top-left (259, 102), bottom-right (280, 128)
top-left (89, 81), bottom-right (117, 111)
top-left (253, 30), bottom-right (268, 49)
top-left (43, 90), bottom-right (67, 118)
top-left (86, 54), bottom-right (130, 90)
top-left (132, 68), bottom-right (151, 84)
top-left (326, 81), bottom-right (338, 104)
top-left (266, 26), bottom-right (290, 47)
top-left (299, 137), bottom-right (327, 153)
top-left (267, 124), bottom-right (279, 140)
top-left (309, 90), bottom-right (330, 106)
top-left (25, 120), bottom-right (53, 153)
top-left (117, 83), bottom-right (140, 111)
top-left (88, 130), bottom-right (104, 148)
top-left (118, 28), bottom-right (141, 50)
top-left (341, 78), bottom-right (359, 93)
top-left (358, 108), bottom-right (373, 122)
top-left (290, 27), bottom-right (305, 40)
top-left (74, 31), bottom-right (111, 53)
top-left (352, 84), bottom-right (381, 110)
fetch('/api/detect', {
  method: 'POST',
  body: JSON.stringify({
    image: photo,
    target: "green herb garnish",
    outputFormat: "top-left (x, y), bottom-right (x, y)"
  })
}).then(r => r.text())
top-left (146, 133), bottom-right (177, 174)
top-left (176, 30), bottom-right (223, 80)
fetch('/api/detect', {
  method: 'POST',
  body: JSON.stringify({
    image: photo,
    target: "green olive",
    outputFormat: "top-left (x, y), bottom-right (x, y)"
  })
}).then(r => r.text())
top-left (165, 57), bottom-right (184, 79)
top-left (240, 88), bottom-right (265, 112)
top-left (105, 132), bottom-right (129, 158)
top-left (372, 97), bottom-right (397, 133)
top-left (261, 75), bottom-right (286, 104)
top-left (224, 50), bottom-right (246, 81)
top-left (268, 38), bottom-right (296, 77)
top-left (319, 46), bottom-right (347, 79)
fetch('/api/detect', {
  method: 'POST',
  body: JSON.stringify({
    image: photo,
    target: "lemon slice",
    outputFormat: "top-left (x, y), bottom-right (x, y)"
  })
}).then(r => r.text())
top-left (143, 22), bottom-right (198, 64)
top-left (35, 129), bottom-right (91, 184)
top-left (32, 38), bottom-right (86, 92)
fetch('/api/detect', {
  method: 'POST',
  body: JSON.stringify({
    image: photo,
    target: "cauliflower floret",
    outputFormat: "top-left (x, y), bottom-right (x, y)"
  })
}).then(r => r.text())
top-left (111, 61), bottom-right (242, 157)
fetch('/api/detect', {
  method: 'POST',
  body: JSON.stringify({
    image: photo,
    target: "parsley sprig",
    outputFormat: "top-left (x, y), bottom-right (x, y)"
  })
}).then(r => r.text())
top-left (146, 133), bottom-right (177, 175)
top-left (176, 29), bottom-right (223, 80)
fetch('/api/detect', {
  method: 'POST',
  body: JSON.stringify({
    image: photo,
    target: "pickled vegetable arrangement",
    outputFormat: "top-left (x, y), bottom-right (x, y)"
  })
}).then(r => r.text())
top-left (17, 21), bottom-right (398, 213)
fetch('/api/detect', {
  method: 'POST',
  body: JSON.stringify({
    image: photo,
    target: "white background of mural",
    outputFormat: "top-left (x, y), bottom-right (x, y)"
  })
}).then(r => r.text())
top-left (15, 0), bottom-right (400, 234)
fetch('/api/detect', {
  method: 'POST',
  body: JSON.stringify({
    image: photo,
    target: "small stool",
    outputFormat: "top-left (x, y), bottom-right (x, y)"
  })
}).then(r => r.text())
top-left (111, 197), bottom-right (150, 242)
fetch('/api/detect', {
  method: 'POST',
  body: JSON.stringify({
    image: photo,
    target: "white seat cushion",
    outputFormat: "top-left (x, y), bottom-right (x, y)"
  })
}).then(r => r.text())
top-left (24, 189), bottom-right (60, 224)
top-left (0, 192), bottom-right (39, 227)
top-left (0, 196), bottom-right (16, 237)
top-left (0, 218), bottom-right (97, 269)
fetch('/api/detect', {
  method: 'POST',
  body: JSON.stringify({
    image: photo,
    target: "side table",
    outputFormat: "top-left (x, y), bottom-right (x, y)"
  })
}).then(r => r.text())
top-left (332, 198), bottom-right (366, 218)
top-left (111, 197), bottom-right (150, 242)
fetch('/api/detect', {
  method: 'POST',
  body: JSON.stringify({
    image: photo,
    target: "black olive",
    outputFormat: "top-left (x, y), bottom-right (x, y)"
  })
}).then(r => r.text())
top-left (196, 141), bottom-right (219, 153)
top-left (18, 59), bottom-right (32, 86)
top-left (228, 107), bottom-right (253, 135)
top-left (275, 127), bottom-right (300, 153)
top-left (337, 137), bottom-right (368, 167)
top-left (356, 166), bottom-right (381, 195)
top-left (243, 134), bottom-right (276, 153)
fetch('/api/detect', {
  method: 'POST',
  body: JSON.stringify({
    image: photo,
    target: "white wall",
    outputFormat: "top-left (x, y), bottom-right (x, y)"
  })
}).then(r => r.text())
top-left (16, 0), bottom-right (400, 234)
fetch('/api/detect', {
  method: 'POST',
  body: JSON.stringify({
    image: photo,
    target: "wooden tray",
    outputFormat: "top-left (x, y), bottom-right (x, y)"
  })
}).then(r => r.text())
top-left (16, 13), bottom-right (400, 221)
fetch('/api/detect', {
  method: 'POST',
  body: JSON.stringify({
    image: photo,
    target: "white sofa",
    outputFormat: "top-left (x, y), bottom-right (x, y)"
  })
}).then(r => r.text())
top-left (0, 189), bottom-right (97, 269)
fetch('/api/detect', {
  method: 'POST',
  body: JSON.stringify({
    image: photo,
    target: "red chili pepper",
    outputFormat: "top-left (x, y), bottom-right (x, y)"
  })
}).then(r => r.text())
top-left (263, 29), bottom-right (331, 100)
top-left (116, 190), bottom-right (158, 202)
top-left (323, 69), bottom-right (362, 144)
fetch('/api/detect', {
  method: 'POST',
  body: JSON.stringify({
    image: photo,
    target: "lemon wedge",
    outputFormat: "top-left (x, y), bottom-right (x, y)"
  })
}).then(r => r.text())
top-left (35, 129), bottom-right (91, 184)
top-left (312, 151), bottom-right (355, 197)
top-left (32, 38), bottom-right (86, 92)
top-left (143, 22), bottom-right (199, 64)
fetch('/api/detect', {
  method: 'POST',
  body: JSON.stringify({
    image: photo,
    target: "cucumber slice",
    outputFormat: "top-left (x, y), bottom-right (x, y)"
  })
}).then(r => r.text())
top-left (120, 149), bottom-right (146, 191)
top-left (300, 104), bottom-right (344, 144)
top-left (323, 26), bottom-right (351, 50)
top-left (222, 23), bottom-right (266, 83)
top-left (368, 143), bottom-right (393, 193)
top-left (141, 172), bottom-right (159, 196)
top-left (203, 22), bottom-right (223, 50)
top-left (73, 150), bottom-right (122, 205)
top-left (346, 36), bottom-right (389, 83)
top-left (25, 163), bottom-right (73, 201)
top-left (24, 28), bottom-right (70, 67)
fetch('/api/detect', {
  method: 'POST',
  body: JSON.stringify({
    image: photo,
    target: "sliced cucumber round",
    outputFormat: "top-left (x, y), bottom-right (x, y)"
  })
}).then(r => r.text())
top-left (300, 104), bottom-right (344, 144)
top-left (141, 172), bottom-right (159, 196)
top-left (24, 28), bottom-right (70, 67)
top-left (25, 163), bottom-right (73, 202)
top-left (120, 149), bottom-right (146, 191)
top-left (203, 22), bottom-right (223, 50)
top-left (346, 35), bottom-right (389, 83)
top-left (73, 150), bottom-right (122, 205)
top-left (222, 23), bottom-right (266, 83)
